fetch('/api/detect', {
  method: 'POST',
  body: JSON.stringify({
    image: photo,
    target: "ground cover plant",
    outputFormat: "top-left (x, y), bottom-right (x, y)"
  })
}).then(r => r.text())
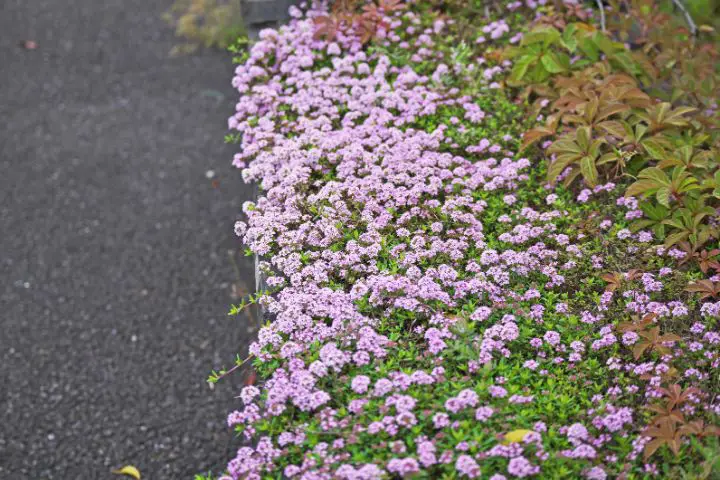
top-left (211, 0), bottom-right (720, 478)
top-left (163, 0), bottom-right (245, 54)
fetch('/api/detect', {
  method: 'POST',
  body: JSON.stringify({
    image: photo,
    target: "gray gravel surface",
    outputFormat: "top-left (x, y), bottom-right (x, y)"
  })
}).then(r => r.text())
top-left (0, 0), bottom-right (255, 477)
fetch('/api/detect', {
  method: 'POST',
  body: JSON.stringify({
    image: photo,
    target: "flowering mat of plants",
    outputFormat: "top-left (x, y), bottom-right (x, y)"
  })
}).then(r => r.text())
top-left (210, 0), bottom-right (720, 478)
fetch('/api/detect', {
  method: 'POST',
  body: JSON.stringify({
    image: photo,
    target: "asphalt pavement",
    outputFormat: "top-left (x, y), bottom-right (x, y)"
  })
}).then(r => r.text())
top-left (0, 0), bottom-right (255, 477)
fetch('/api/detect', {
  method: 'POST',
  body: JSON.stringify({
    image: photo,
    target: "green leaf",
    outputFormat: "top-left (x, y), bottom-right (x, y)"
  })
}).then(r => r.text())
top-left (527, 60), bottom-right (552, 83)
top-left (641, 139), bottom-right (667, 160)
top-left (580, 155), bottom-right (599, 186)
top-left (522, 26), bottom-right (561, 48)
top-left (503, 46), bottom-right (525, 59)
top-left (576, 127), bottom-right (591, 151)
top-left (656, 187), bottom-right (672, 207)
top-left (653, 223), bottom-right (666, 239)
top-left (641, 202), bottom-right (670, 220)
top-left (578, 36), bottom-right (600, 61)
top-left (597, 120), bottom-right (626, 138)
top-left (640, 167), bottom-right (671, 186)
top-left (547, 155), bottom-right (578, 184)
top-left (560, 24), bottom-right (578, 52)
top-left (510, 55), bottom-right (536, 82)
top-left (597, 152), bottom-right (618, 165)
top-left (593, 32), bottom-right (621, 56)
top-left (610, 51), bottom-right (640, 76)
top-left (540, 51), bottom-right (570, 73)
top-left (549, 137), bottom-right (583, 155)
top-left (664, 230), bottom-right (690, 247)
top-left (626, 179), bottom-right (659, 198)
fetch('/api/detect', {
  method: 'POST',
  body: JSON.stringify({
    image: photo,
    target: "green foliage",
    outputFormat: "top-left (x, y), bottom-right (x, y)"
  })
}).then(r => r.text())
top-left (547, 126), bottom-right (603, 186)
top-left (626, 167), bottom-right (700, 208)
top-left (510, 0), bottom-right (720, 252)
top-left (504, 22), bottom-right (644, 86)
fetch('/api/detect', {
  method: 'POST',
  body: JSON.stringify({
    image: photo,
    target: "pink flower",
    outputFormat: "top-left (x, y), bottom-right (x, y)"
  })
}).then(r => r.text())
top-left (326, 42), bottom-right (341, 55)
top-left (433, 412), bottom-right (450, 428)
top-left (523, 360), bottom-right (539, 370)
top-left (543, 331), bottom-right (561, 346)
top-left (489, 386), bottom-right (508, 398)
top-left (456, 455), bottom-right (481, 478)
top-left (387, 458), bottom-right (420, 476)
top-left (475, 406), bottom-right (493, 421)
top-left (585, 466), bottom-right (607, 480)
top-left (507, 457), bottom-right (540, 477)
top-left (351, 375), bottom-right (371, 394)
top-left (621, 331), bottom-right (639, 346)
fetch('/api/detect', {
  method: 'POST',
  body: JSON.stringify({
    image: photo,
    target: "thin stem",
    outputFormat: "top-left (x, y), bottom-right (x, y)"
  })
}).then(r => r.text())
top-left (596, 0), bottom-right (607, 33)
top-left (216, 363), bottom-right (241, 381)
top-left (671, 0), bottom-right (697, 36)
top-left (209, 354), bottom-right (254, 386)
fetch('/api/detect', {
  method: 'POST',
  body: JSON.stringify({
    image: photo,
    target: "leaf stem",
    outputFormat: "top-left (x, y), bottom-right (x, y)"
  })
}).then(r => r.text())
top-left (671, 0), bottom-right (697, 36)
top-left (595, 0), bottom-right (606, 33)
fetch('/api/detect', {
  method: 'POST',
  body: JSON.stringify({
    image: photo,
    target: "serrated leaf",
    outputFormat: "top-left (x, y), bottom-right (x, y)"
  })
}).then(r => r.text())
top-left (664, 230), bottom-right (690, 248)
top-left (578, 36), bottom-right (599, 61)
top-left (576, 126), bottom-right (591, 150)
top-left (540, 51), bottom-right (570, 73)
top-left (580, 155), bottom-right (598, 186)
top-left (502, 46), bottom-right (525, 59)
top-left (626, 179), bottom-right (659, 198)
top-left (561, 24), bottom-right (578, 51)
top-left (597, 120), bottom-right (625, 138)
top-left (597, 104), bottom-right (630, 122)
top-left (670, 106), bottom-right (697, 119)
top-left (549, 152), bottom-right (582, 178)
top-left (597, 152), bottom-right (618, 165)
top-left (527, 60), bottom-right (552, 83)
top-left (522, 26), bottom-right (561, 47)
top-left (641, 167), bottom-right (671, 185)
top-left (548, 137), bottom-right (583, 155)
top-left (591, 32), bottom-right (613, 54)
top-left (510, 55), bottom-right (535, 82)
top-left (641, 139), bottom-right (666, 160)
top-left (655, 187), bottom-right (672, 207)
top-left (610, 51), bottom-right (640, 76)
top-left (521, 127), bottom-right (555, 151)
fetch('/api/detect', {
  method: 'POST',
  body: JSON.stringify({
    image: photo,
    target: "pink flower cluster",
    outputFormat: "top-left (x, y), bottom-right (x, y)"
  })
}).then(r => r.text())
top-left (219, 2), bottom-right (720, 478)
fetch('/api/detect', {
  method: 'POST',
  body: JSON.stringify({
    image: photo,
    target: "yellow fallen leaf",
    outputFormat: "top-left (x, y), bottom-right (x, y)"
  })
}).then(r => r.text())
top-left (501, 429), bottom-right (536, 445)
top-left (112, 465), bottom-right (141, 480)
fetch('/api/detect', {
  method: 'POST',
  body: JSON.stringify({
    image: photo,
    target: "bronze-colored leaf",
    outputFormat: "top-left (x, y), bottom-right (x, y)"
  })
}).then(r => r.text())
top-left (685, 280), bottom-right (720, 299)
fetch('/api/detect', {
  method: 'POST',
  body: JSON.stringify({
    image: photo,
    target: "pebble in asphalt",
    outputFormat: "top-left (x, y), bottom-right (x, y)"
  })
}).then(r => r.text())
top-left (0, 0), bottom-right (255, 477)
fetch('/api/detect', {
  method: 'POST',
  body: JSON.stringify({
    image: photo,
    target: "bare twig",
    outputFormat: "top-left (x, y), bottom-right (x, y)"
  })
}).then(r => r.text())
top-left (670, 0), bottom-right (697, 36)
top-left (596, 0), bottom-right (606, 33)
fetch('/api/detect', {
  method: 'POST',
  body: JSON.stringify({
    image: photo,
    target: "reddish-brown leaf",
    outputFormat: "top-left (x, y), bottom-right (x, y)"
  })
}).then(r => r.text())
top-left (685, 280), bottom-right (720, 300)
top-left (313, 16), bottom-right (339, 41)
